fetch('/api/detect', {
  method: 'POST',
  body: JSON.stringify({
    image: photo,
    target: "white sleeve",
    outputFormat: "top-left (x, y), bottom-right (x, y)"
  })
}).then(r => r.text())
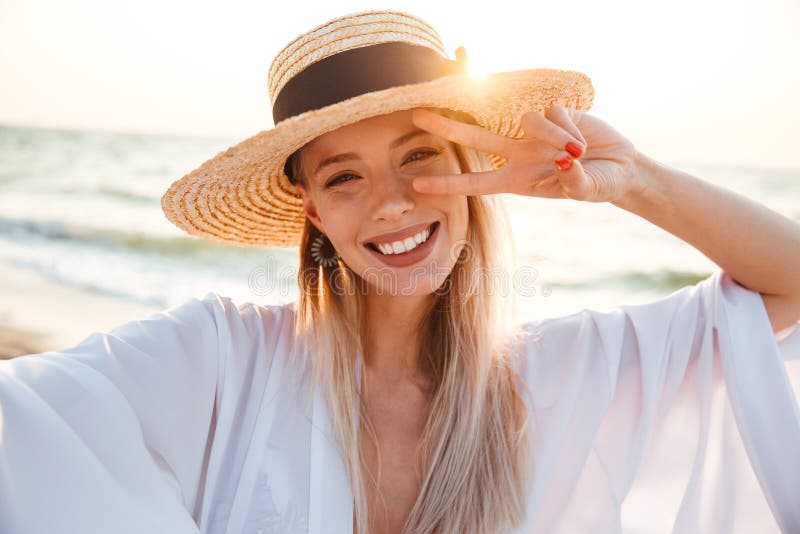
top-left (515, 269), bottom-right (800, 533)
top-left (0, 293), bottom-right (226, 534)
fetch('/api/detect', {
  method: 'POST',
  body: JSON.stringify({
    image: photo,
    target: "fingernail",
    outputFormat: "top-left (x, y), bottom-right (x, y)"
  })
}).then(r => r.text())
top-left (565, 142), bottom-right (583, 158)
top-left (555, 157), bottom-right (573, 171)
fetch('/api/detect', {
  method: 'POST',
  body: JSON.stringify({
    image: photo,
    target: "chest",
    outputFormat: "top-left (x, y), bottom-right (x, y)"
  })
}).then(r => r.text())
top-left (355, 392), bottom-right (430, 534)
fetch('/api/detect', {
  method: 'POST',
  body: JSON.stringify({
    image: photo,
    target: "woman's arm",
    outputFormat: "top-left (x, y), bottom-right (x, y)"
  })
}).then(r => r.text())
top-left (408, 106), bottom-right (800, 335)
top-left (612, 152), bottom-right (800, 334)
top-left (0, 294), bottom-right (222, 532)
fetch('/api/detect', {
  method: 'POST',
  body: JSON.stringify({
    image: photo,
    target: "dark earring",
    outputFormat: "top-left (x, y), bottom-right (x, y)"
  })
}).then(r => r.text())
top-left (311, 233), bottom-right (340, 268)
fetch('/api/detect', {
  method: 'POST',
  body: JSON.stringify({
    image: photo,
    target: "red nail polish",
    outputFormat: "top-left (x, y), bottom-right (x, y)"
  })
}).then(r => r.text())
top-left (565, 142), bottom-right (583, 158)
top-left (555, 157), bottom-right (573, 171)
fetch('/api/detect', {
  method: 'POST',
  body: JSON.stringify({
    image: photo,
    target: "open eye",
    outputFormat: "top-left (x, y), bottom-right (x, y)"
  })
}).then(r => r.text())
top-left (325, 173), bottom-right (359, 188)
top-left (403, 148), bottom-right (441, 165)
top-left (323, 149), bottom-right (442, 188)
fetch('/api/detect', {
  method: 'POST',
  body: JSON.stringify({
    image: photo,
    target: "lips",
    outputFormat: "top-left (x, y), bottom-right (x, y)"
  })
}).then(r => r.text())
top-left (365, 222), bottom-right (437, 255)
top-left (363, 221), bottom-right (437, 249)
top-left (363, 221), bottom-right (440, 268)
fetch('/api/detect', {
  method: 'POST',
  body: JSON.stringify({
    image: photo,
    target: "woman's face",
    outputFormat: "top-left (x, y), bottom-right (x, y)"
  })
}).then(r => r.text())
top-left (296, 109), bottom-right (469, 297)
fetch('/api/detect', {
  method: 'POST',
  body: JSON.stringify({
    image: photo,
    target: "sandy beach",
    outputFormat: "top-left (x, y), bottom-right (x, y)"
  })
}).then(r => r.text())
top-left (0, 260), bottom-right (161, 359)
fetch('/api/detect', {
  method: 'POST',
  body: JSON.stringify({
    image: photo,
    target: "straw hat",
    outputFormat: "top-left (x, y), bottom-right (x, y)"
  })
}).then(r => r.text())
top-left (160, 10), bottom-right (595, 248)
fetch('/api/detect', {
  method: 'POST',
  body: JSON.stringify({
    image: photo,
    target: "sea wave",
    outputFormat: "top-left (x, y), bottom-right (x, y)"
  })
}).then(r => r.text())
top-left (60, 185), bottom-right (159, 204)
top-left (0, 216), bottom-right (265, 258)
top-left (547, 269), bottom-right (712, 293)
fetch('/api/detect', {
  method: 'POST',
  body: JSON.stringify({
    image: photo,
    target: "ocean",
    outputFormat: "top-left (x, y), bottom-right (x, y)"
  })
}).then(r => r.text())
top-left (1, 123), bottom-right (798, 325)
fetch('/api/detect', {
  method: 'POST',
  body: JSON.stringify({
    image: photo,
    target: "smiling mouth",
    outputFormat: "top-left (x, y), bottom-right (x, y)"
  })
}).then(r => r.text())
top-left (366, 222), bottom-right (439, 255)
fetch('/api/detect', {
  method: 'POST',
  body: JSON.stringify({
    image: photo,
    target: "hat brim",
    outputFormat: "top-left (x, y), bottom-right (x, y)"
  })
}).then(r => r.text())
top-left (160, 68), bottom-right (594, 248)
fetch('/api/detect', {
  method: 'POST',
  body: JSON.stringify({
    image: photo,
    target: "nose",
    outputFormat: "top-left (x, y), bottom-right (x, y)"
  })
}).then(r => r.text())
top-left (369, 171), bottom-right (415, 222)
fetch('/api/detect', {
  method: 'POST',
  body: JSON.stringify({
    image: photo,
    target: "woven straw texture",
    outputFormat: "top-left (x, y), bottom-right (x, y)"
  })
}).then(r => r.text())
top-left (161, 10), bottom-right (595, 248)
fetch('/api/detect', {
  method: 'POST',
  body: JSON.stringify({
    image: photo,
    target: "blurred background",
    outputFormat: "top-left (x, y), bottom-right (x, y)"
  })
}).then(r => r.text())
top-left (1, 0), bottom-right (798, 356)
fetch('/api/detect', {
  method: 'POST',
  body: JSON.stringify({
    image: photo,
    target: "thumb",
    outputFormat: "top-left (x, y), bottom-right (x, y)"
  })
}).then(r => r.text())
top-left (555, 157), bottom-right (592, 201)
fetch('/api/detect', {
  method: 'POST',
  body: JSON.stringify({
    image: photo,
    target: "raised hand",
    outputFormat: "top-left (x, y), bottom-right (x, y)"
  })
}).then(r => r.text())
top-left (410, 104), bottom-right (643, 203)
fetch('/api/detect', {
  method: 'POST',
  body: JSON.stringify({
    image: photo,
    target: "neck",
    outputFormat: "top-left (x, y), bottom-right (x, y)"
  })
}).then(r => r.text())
top-left (362, 290), bottom-right (434, 384)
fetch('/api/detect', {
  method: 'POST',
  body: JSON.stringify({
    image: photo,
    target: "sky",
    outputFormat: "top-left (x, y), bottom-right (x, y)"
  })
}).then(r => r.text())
top-left (1, 0), bottom-right (798, 169)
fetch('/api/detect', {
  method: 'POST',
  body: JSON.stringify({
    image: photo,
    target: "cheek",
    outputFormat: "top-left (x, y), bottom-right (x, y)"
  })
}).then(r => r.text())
top-left (433, 197), bottom-right (468, 263)
top-left (315, 197), bottom-right (356, 228)
top-left (317, 201), bottom-right (367, 252)
top-left (440, 150), bottom-right (469, 237)
top-left (450, 197), bottom-right (469, 239)
top-left (325, 220), bottom-right (359, 250)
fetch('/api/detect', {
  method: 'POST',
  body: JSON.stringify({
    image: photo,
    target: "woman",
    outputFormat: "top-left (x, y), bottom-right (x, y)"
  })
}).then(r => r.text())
top-left (2, 9), bottom-right (800, 534)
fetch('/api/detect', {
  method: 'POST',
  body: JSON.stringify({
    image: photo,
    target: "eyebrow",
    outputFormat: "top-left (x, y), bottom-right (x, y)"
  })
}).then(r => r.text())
top-left (313, 128), bottom-right (431, 177)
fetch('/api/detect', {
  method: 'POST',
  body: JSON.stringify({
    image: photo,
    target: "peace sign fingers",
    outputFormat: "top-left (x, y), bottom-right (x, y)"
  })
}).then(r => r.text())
top-left (411, 108), bottom-right (512, 159)
top-left (521, 107), bottom-right (586, 157)
top-left (544, 104), bottom-right (587, 147)
top-left (412, 167), bottom-right (512, 196)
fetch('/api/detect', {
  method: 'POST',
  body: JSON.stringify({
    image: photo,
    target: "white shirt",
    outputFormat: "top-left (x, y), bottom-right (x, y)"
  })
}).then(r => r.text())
top-left (1, 269), bottom-right (798, 533)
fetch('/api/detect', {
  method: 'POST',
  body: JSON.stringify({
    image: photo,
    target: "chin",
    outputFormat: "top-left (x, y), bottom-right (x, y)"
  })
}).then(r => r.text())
top-left (354, 257), bottom-right (456, 298)
top-left (338, 221), bottom-right (465, 297)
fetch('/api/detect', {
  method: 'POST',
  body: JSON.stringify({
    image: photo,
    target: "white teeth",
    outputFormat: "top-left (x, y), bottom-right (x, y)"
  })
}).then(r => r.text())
top-left (371, 224), bottom-right (434, 255)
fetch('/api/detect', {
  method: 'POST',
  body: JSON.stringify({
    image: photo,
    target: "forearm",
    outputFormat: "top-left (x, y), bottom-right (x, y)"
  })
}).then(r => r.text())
top-left (611, 152), bottom-right (800, 298)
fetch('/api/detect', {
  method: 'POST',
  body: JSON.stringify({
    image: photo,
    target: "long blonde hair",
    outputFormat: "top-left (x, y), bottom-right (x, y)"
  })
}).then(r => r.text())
top-left (286, 109), bottom-right (532, 534)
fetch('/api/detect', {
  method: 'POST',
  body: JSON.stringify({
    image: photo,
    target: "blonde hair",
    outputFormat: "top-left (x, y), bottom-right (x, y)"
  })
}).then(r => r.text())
top-left (286, 108), bottom-right (532, 534)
